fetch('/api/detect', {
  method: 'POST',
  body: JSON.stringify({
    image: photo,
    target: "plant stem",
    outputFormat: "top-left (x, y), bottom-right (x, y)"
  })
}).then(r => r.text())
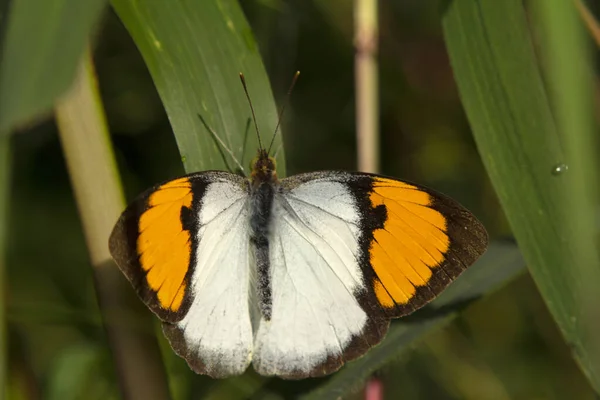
top-left (55, 48), bottom-right (171, 400)
top-left (0, 133), bottom-right (10, 400)
top-left (574, 0), bottom-right (600, 47)
top-left (354, 0), bottom-right (380, 173)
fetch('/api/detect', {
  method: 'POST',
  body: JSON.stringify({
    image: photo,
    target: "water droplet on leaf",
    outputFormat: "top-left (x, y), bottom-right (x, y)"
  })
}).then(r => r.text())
top-left (552, 163), bottom-right (568, 175)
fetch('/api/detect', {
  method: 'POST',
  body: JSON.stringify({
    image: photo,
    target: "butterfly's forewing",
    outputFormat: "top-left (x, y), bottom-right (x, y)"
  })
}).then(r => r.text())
top-left (109, 171), bottom-right (254, 378)
top-left (364, 175), bottom-right (488, 315)
top-left (252, 171), bottom-right (488, 378)
top-left (109, 175), bottom-right (197, 322)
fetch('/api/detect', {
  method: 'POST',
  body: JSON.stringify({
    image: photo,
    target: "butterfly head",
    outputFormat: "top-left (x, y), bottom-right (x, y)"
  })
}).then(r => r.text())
top-left (250, 148), bottom-right (277, 186)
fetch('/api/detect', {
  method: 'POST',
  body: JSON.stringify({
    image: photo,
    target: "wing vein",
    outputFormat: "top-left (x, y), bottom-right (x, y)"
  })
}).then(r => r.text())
top-left (199, 196), bottom-right (245, 226)
top-left (284, 197), bottom-right (361, 267)
top-left (280, 210), bottom-right (359, 304)
top-left (138, 195), bottom-right (190, 236)
top-left (278, 221), bottom-right (347, 357)
top-left (285, 194), bottom-right (359, 225)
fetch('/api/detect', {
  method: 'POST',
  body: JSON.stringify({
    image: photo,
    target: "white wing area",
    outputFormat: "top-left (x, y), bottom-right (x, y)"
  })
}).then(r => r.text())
top-left (253, 179), bottom-right (368, 376)
top-left (175, 180), bottom-right (253, 376)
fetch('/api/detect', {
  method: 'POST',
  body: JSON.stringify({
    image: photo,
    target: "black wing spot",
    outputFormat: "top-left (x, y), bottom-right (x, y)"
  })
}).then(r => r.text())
top-left (367, 203), bottom-right (387, 231)
top-left (180, 205), bottom-right (195, 232)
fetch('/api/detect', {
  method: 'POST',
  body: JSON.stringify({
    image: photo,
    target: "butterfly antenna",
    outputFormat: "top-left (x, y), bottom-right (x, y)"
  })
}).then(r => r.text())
top-left (239, 117), bottom-right (251, 168)
top-left (239, 73), bottom-right (263, 151)
top-left (272, 142), bottom-right (284, 160)
top-left (197, 113), bottom-right (246, 174)
top-left (267, 71), bottom-right (300, 155)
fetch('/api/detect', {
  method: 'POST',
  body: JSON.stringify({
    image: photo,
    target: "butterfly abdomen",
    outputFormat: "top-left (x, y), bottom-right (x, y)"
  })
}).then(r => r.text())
top-left (250, 181), bottom-right (275, 320)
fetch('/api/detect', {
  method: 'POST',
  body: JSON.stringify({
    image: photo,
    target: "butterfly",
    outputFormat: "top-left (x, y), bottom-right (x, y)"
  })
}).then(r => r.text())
top-left (108, 73), bottom-right (488, 379)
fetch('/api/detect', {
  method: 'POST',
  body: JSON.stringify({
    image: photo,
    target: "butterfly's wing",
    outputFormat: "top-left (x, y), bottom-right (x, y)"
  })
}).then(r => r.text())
top-left (109, 171), bottom-right (253, 378)
top-left (252, 171), bottom-right (488, 378)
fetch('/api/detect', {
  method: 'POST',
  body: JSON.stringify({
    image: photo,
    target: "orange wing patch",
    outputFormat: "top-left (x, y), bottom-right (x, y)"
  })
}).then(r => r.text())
top-left (138, 177), bottom-right (193, 312)
top-left (369, 177), bottom-right (450, 310)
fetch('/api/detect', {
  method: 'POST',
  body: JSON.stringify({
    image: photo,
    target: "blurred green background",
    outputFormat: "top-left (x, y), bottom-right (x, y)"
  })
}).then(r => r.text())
top-left (3, 1), bottom-right (599, 399)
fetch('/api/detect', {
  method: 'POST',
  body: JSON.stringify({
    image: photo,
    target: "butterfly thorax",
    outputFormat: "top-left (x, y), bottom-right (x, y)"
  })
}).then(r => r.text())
top-left (248, 149), bottom-right (277, 319)
top-left (250, 149), bottom-right (277, 188)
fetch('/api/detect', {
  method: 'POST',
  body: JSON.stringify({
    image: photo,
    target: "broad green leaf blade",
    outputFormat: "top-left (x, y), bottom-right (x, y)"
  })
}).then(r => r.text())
top-left (302, 242), bottom-right (525, 400)
top-left (0, 0), bottom-right (107, 132)
top-left (110, 0), bottom-right (285, 175)
top-left (533, 0), bottom-right (600, 389)
top-left (442, 0), bottom-right (600, 392)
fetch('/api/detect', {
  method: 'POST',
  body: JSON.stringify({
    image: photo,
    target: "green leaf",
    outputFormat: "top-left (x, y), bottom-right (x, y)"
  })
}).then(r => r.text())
top-left (302, 242), bottom-right (525, 400)
top-left (532, 0), bottom-right (600, 390)
top-left (441, 0), bottom-right (600, 392)
top-left (110, 0), bottom-right (285, 176)
top-left (0, 0), bottom-right (107, 132)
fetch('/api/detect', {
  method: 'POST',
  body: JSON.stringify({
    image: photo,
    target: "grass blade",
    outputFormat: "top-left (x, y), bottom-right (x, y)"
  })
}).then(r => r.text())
top-left (110, 0), bottom-right (285, 175)
top-left (302, 242), bottom-right (525, 400)
top-left (55, 50), bottom-right (171, 399)
top-left (442, 0), bottom-right (600, 392)
top-left (102, 0), bottom-right (284, 394)
top-left (0, 0), bottom-right (106, 131)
